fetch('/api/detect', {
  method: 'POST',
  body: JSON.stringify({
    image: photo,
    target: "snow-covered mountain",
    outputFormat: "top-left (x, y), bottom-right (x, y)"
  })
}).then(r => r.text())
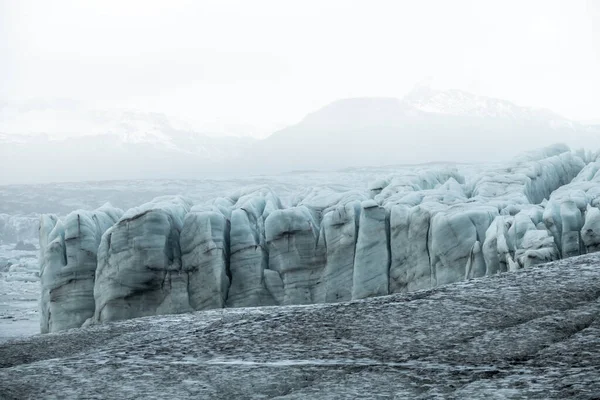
top-left (0, 104), bottom-right (257, 184)
top-left (250, 86), bottom-right (600, 172)
top-left (2, 87), bottom-right (599, 184)
top-left (0, 102), bottom-right (256, 156)
top-left (406, 85), bottom-right (558, 119)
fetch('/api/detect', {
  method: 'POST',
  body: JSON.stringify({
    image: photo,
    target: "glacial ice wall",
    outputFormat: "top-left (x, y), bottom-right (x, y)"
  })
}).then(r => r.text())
top-left (39, 145), bottom-right (600, 332)
top-left (39, 204), bottom-right (123, 333)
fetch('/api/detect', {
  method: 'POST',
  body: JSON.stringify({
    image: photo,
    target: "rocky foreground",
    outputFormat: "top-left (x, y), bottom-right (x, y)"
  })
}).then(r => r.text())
top-left (1, 254), bottom-right (600, 399)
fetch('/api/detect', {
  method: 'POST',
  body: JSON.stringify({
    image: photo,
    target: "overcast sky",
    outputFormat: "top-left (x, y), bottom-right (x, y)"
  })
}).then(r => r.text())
top-left (1, 0), bottom-right (599, 136)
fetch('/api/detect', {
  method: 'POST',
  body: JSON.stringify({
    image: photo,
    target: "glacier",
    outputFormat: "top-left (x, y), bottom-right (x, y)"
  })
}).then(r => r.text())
top-left (37, 145), bottom-right (600, 333)
top-left (39, 204), bottom-right (123, 333)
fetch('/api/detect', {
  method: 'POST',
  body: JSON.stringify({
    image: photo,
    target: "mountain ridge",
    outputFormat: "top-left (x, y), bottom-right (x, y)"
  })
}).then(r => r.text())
top-left (2, 87), bottom-right (599, 184)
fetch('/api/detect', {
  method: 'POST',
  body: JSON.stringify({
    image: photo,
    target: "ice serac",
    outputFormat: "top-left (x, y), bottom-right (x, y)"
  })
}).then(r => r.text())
top-left (352, 200), bottom-right (389, 299)
top-left (92, 196), bottom-right (192, 324)
top-left (226, 188), bottom-right (282, 307)
top-left (515, 229), bottom-right (559, 269)
top-left (582, 205), bottom-right (600, 253)
top-left (369, 170), bottom-right (466, 295)
top-left (430, 204), bottom-right (498, 284)
top-left (482, 216), bottom-right (510, 275)
top-left (388, 205), bottom-right (410, 292)
top-left (470, 150), bottom-right (585, 207)
top-left (481, 207), bottom-right (560, 273)
top-left (265, 206), bottom-right (325, 305)
top-left (459, 149), bottom-right (586, 274)
top-left (559, 201), bottom-right (584, 258)
top-left (542, 161), bottom-right (600, 257)
top-left (294, 188), bottom-right (366, 303)
top-left (389, 203), bottom-right (440, 293)
top-left (180, 205), bottom-right (230, 311)
top-left (320, 200), bottom-right (361, 302)
top-left (373, 169), bottom-right (465, 206)
top-left (39, 214), bottom-right (63, 334)
top-left (383, 145), bottom-right (587, 290)
top-left (39, 204), bottom-right (123, 333)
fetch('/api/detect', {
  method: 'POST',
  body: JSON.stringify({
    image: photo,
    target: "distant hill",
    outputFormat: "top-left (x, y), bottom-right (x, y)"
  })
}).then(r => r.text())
top-left (248, 86), bottom-right (600, 172)
top-left (1, 87), bottom-right (599, 184)
top-left (0, 108), bottom-right (255, 184)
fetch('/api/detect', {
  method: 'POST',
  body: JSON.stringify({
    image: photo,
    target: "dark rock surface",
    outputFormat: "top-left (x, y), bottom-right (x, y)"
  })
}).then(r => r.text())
top-left (1, 254), bottom-right (599, 399)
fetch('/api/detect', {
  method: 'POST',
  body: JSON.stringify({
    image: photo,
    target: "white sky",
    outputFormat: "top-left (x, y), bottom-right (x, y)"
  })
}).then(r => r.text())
top-left (1, 0), bottom-right (600, 136)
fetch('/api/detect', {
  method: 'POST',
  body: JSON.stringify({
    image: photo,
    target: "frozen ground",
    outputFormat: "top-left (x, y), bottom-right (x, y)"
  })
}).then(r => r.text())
top-left (0, 245), bottom-right (39, 343)
top-left (1, 253), bottom-right (599, 399)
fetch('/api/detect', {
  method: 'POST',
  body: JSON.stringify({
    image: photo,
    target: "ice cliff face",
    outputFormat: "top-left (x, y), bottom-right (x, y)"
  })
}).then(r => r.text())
top-left (38, 145), bottom-right (600, 333)
top-left (91, 197), bottom-right (192, 324)
top-left (39, 204), bottom-right (123, 333)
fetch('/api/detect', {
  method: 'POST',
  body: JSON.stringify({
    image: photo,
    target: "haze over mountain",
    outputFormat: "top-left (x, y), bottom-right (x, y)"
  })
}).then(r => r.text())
top-left (0, 106), bottom-right (256, 184)
top-left (254, 85), bottom-right (600, 170)
top-left (1, 85), bottom-right (599, 184)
